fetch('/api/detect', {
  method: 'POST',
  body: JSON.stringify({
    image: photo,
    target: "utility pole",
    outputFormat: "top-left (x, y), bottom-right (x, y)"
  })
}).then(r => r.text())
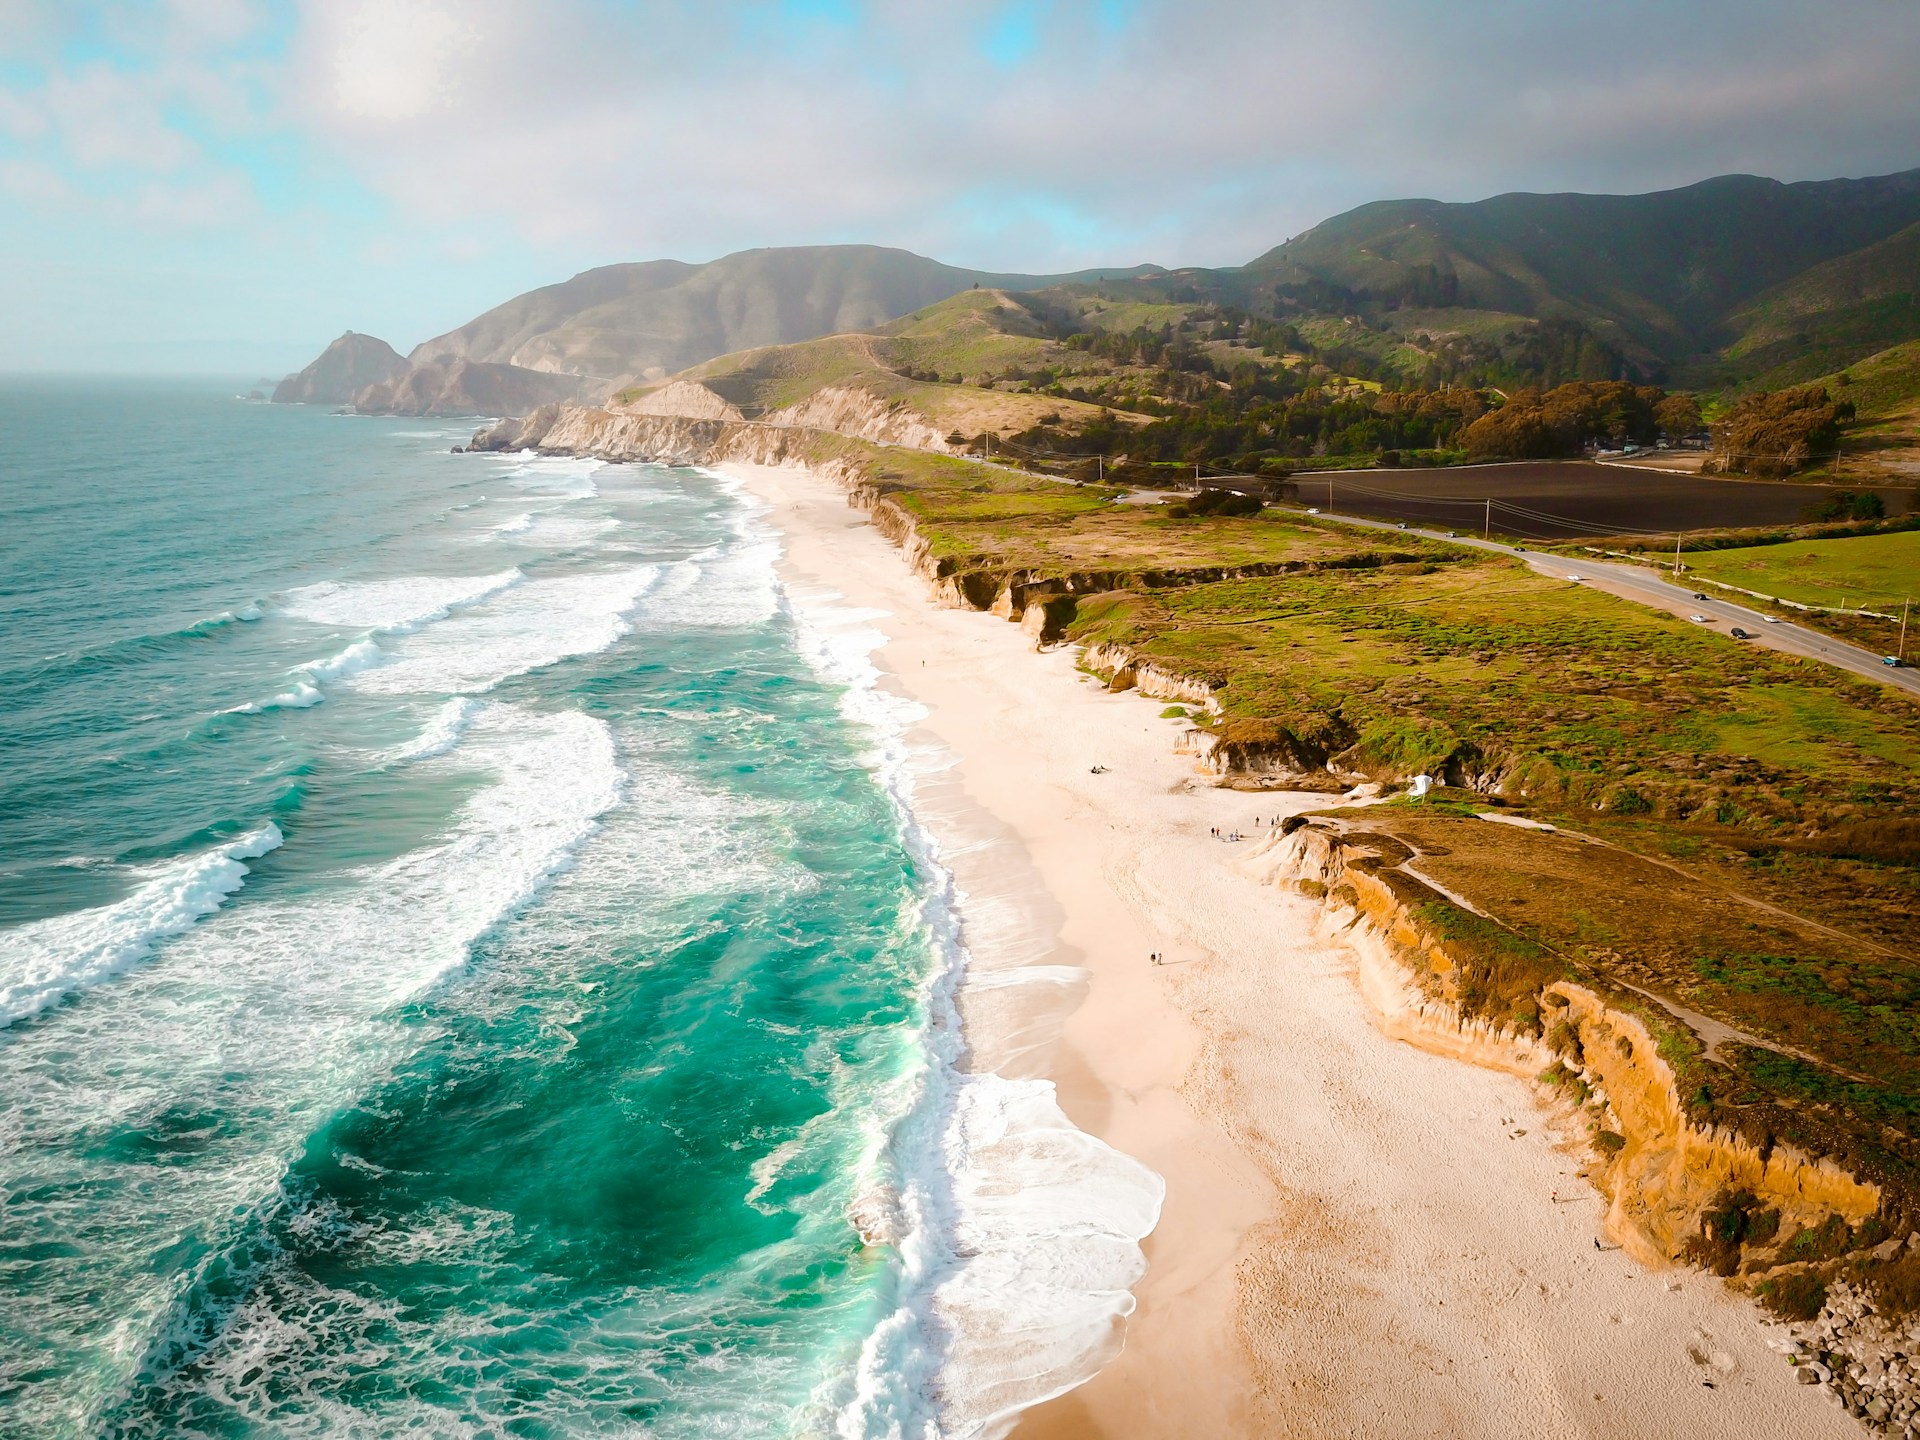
top-left (1195, 462), bottom-right (1202, 490)
top-left (1484, 497), bottom-right (1491, 540)
top-left (1097, 454), bottom-right (1103, 483)
top-left (1902, 597), bottom-right (1911, 661)
top-left (1673, 530), bottom-right (1683, 577)
top-left (1328, 478), bottom-right (1334, 512)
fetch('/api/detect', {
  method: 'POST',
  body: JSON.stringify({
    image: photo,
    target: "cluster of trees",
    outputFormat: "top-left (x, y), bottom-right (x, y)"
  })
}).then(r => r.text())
top-left (976, 308), bottom-right (1712, 474)
top-left (1001, 378), bottom-right (1494, 470)
top-left (1459, 382), bottom-right (1702, 459)
top-left (1711, 386), bottom-right (1855, 478)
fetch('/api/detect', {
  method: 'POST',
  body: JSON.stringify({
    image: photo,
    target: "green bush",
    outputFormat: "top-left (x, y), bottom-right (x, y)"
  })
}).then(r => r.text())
top-left (1755, 1271), bottom-right (1829, 1321)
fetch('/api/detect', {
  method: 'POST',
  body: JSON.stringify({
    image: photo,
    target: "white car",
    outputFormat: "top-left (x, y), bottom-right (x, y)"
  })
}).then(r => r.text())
top-left (1763, 615), bottom-right (1783, 624)
top-left (1566, 573), bottom-right (1584, 581)
top-left (1689, 614), bottom-right (1711, 623)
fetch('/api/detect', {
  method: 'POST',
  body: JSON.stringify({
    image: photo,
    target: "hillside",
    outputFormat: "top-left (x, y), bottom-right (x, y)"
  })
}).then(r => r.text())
top-left (405, 245), bottom-right (1164, 385)
top-left (271, 331), bottom-right (405, 404)
top-left (617, 289), bottom-right (1129, 446)
top-left (1817, 340), bottom-right (1920, 483)
top-left (1727, 222), bottom-right (1920, 390)
top-left (281, 168), bottom-right (1920, 417)
top-left (1241, 170), bottom-right (1920, 380)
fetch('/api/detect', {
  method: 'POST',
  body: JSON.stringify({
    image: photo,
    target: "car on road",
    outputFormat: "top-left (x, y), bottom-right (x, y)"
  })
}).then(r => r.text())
top-left (1691, 592), bottom-right (1707, 600)
top-left (1730, 628), bottom-right (1754, 639)
top-left (1763, 615), bottom-right (1783, 624)
top-left (1306, 507), bottom-right (1320, 514)
top-left (1567, 573), bottom-right (1584, 581)
top-left (1887, 656), bottom-right (1909, 668)
top-left (1688, 614), bottom-right (1711, 623)
top-left (1444, 530), bottom-right (1458, 537)
top-left (1396, 522), bottom-right (1408, 529)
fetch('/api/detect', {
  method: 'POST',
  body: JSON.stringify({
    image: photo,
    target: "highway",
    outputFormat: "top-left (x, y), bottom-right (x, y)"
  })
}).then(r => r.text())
top-left (1314, 510), bottom-right (1920, 699)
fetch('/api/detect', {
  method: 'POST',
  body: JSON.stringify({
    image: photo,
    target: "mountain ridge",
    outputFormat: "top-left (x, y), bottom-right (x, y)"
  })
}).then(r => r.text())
top-left (275, 167), bottom-right (1920, 415)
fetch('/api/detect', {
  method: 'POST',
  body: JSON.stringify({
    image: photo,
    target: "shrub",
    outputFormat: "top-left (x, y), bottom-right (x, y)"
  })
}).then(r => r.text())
top-left (1167, 488), bottom-right (1263, 519)
top-left (1783, 1214), bottom-right (1852, 1263)
top-left (1591, 1129), bottom-right (1626, 1156)
top-left (1803, 489), bottom-right (1885, 522)
top-left (1754, 1271), bottom-right (1829, 1321)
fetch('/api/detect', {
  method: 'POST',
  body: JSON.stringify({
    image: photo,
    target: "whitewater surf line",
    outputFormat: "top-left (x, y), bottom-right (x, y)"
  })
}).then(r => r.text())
top-left (769, 506), bottom-right (1164, 1439)
top-left (0, 823), bottom-right (284, 1028)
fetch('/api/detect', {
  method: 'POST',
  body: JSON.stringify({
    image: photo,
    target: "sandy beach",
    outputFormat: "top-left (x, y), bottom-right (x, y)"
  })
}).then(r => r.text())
top-left (724, 459), bottom-right (1857, 1440)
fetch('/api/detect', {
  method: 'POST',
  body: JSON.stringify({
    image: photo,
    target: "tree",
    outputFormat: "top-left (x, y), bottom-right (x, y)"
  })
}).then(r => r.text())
top-left (1655, 393), bottom-right (1703, 439)
top-left (1711, 387), bottom-right (1855, 478)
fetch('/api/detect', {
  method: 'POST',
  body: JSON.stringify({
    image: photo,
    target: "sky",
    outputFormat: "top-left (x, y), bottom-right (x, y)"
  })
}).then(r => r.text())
top-left (2, 0), bottom-right (1917, 374)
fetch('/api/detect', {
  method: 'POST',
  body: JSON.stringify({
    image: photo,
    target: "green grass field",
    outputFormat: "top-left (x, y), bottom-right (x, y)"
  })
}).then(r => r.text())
top-left (1687, 529), bottom-right (1920, 611)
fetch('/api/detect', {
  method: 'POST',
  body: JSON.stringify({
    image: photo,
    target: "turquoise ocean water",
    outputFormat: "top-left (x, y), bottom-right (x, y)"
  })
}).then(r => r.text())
top-left (0, 380), bottom-right (1082, 1438)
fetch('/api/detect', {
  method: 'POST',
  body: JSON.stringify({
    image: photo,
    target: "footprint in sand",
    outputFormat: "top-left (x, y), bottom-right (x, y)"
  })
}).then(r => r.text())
top-left (1686, 1328), bottom-right (1740, 1384)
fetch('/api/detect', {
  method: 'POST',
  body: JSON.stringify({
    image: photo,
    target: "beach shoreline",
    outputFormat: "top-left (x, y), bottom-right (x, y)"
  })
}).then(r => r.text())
top-left (722, 458), bottom-right (1858, 1439)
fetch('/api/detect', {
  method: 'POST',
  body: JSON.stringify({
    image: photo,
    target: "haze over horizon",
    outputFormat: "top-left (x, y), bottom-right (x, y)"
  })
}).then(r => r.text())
top-left (2, 0), bottom-right (1918, 374)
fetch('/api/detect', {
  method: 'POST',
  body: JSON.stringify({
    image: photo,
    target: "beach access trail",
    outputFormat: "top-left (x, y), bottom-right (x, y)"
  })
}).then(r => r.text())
top-left (723, 460), bottom-right (1857, 1440)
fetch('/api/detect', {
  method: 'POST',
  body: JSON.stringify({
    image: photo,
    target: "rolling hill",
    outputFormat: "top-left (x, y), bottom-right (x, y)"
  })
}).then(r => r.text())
top-left (1238, 169), bottom-right (1920, 379)
top-left (277, 167), bottom-right (1920, 416)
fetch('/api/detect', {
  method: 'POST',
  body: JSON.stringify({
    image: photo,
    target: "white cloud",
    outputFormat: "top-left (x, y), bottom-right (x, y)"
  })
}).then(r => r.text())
top-left (271, 0), bottom-right (1920, 269)
top-left (322, 1), bottom-right (485, 122)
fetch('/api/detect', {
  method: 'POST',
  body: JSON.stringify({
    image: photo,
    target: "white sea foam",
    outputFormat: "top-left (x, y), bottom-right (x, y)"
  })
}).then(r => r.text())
top-left (0, 824), bottom-right (284, 1028)
top-left (0, 705), bottom-right (622, 1426)
top-left (495, 453), bottom-right (604, 499)
top-left (304, 637), bottom-right (386, 683)
top-left (231, 637), bottom-right (386, 713)
top-left (283, 569), bottom-right (524, 631)
top-left (486, 511), bottom-right (619, 548)
top-left (779, 570), bottom-right (1164, 1439)
top-left (231, 680), bottom-right (323, 714)
top-left (385, 697), bottom-right (483, 764)
top-left (347, 566), bottom-right (661, 695)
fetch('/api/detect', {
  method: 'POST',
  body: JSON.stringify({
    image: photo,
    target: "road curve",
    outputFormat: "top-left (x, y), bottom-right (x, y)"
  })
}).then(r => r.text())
top-left (1314, 510), bottom-right (1920, 700)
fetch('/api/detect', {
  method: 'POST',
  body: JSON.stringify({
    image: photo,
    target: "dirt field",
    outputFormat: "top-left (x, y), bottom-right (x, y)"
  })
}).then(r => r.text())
top-left (1283, 461), bottom-right (1917, 541)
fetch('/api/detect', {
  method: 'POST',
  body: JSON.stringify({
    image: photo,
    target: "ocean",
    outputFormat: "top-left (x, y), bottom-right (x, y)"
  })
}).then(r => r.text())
top-left (0, 380), bottom-right (1158, 1438)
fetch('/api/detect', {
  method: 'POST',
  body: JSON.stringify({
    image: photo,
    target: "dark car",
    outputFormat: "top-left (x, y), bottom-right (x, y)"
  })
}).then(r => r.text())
top-left (1692, 592), bottom-right (1707, 600)
top-left (1730, 627), bottom-right (1754, 639)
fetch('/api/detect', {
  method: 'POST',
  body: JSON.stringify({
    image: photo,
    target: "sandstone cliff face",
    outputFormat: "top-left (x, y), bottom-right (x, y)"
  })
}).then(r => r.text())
top-left (1248, 822), bottom-right (1882, 1255)
top-left (768, 385), bottom-right (957, 451)
top-left (619, 380), bottom-right (744, 422)
top-left (272, 332), bottom-right (406, 404)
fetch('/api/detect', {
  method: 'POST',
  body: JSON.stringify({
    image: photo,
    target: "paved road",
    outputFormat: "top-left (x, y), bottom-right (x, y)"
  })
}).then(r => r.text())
top-left (1316, 510), bottom-right (1920, 699)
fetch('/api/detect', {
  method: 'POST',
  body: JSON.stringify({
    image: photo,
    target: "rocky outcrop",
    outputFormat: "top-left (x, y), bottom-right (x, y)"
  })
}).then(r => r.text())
top-left (770, 384), bottom-right (957, 451)
top-left (1785, 1282), bottom-right (1920, 1431)
top-left (618, 380), bottom-right (744, 422)
top-left (354, 360), bottom-right (608, 417)
top-left (272, 332), bottom-right (406, 404)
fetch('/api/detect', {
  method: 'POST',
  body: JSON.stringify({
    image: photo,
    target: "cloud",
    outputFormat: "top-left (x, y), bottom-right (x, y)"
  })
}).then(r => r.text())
top-left (3, 0), bottom-right (1919, 372)
top-left (273, 0), bottom-right (1920, 270)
